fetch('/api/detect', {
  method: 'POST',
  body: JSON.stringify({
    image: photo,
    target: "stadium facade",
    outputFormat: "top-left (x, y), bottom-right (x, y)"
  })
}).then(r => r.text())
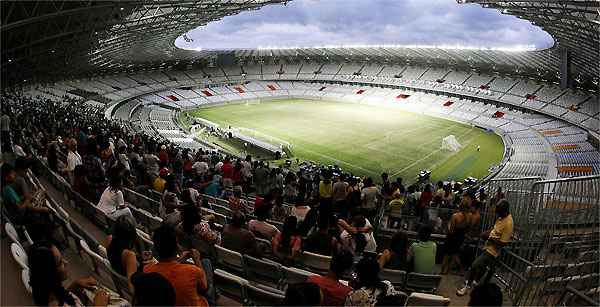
top-left (1, 1), bottom-right (599, 89)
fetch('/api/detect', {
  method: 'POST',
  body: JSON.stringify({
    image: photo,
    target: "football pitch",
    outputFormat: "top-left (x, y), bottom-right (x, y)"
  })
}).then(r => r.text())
top-left (186, 99), bottom-right (504, 182)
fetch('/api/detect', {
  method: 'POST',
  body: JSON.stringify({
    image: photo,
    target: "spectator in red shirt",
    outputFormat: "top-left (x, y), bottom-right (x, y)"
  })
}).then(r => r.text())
top-left (417, 183), bottom-right (433, 218)
top-left (307, 250), bottom-right (354, 306)
top-left (158, 145), bottom-right (169, 167)
top-left (221, 157), bottom-right (234, 189)
top-left (221, 157), bottom-right (233, 177)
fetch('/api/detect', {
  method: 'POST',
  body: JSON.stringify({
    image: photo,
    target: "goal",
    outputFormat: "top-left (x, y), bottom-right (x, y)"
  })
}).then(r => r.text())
top-left (441, 135), bottom-right (462, 152)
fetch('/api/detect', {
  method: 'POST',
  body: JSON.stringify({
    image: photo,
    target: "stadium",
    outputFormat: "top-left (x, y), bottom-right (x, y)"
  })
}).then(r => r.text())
top-left (1, 1), bottom-right (599, 306)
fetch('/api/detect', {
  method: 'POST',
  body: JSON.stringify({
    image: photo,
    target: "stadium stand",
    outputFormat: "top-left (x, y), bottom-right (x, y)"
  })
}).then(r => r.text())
top-left (2, 1), bottom-right (598, 306)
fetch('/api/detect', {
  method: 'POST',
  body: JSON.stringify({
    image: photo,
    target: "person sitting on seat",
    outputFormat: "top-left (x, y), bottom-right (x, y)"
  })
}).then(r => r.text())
top-left (179, 204), bottom-right (221, 246)
top-left (304, 214), bottom-right (338, 256)
top-left (283, 282), bottom-right (322, 306)
top-left (408, 224), bottom-right (437, 274)
top-left (28, 240), bottom-right (109, 306)
top-left (248, 204), bottom-right (280, 240)
top-left (131, 272), bottom-right (176, 307)
top-left (272, 216), bottom-right (302, 263)
top-left (378, 231), bottom-right (409, 271)
top-left (339, 215), bottom-right (377, 255)
top-left (1, 163), bottom-right (50, 230)
top-left (107, 215), bottom-right (140, 292)
top-left (344, 257), bottom-right (401, 306)
top-left (221, 211), bottom-right (262, 258)
top-left (144, 223), bottom-right (209, 306)
top-left (97, 170), bottom-right (132, 220)
top-left (307, 250), bottom-right (354, 306)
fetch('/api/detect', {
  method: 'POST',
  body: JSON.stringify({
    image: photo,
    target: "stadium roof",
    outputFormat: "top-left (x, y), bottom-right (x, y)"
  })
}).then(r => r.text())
top-left (1, 0), bottom-right (598, 88)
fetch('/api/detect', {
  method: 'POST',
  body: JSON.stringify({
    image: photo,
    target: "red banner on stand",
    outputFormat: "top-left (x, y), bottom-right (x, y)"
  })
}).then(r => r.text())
top-left (525, 94), bottom-right (537, 100)
top-left (233, 86), bottom-right (245, 93)
top-left (167, 95), bottom-right (179, 101)
top-left (201, 90), bottom-right (213, 97)
top-left (443, 101), bottom-right (454, 107)
top-left (396, 94), bottom-right (410, 99)
top-left (267, 85), bottom-right (277, 91)
top-left (356, 89), bottom-right (365, 94)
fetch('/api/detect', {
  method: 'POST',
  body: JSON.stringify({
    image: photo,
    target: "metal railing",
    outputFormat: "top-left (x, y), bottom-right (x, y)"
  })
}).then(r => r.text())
top-left (480, 176), bottom-right (541, 236)
top-left (481, 175), bottom-right (600, 306)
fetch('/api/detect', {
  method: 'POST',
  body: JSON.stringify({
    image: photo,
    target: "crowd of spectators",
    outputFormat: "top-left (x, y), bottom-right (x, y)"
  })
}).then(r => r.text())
top-left (1, 92), bottom-right (511, 306)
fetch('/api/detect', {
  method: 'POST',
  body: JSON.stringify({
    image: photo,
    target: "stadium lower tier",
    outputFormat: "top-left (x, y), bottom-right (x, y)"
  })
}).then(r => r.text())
top-left (103, 80), bottom-right (599, 180)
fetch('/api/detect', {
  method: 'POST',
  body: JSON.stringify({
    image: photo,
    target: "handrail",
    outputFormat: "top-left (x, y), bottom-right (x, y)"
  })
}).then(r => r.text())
top-left (532, 174), bottom-right (600, 184)
top-left (503, 249), bottom-right (535, 267)
top-left (559, 286), bottom-right (599, 306)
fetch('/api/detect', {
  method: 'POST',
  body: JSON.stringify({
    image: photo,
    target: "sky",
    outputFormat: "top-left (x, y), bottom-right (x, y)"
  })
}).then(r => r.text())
top-left (174, 0), bottom-right (554, 51)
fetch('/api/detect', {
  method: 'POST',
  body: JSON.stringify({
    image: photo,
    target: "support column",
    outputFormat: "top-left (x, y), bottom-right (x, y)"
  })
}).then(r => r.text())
top-left (560, 48), bottom-right (571, 89)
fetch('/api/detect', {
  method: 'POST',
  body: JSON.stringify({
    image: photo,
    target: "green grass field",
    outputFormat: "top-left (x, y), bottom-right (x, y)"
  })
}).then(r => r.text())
top-left (186, 99), bottom-right (504, 182)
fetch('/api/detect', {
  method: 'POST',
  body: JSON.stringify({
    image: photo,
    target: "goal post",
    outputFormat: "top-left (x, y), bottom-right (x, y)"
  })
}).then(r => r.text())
top-left (441, 135), bottom-right (462, 152)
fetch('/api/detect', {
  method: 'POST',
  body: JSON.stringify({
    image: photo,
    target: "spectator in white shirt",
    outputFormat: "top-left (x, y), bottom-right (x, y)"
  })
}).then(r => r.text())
top-left (192, 159), bottom-right (209, 177)
top-left (291, 200), bottom-right (311, 223)
top-left (360, 177), bottom-right (381, 218)
top-left (66, 139), bottom-right (82, 185)
top-left (97, 171), bottom-right (132, 220)
top-left (248, 205), bottom-right (280, 240)
top-left (339, 215), bottom-right (377, 255)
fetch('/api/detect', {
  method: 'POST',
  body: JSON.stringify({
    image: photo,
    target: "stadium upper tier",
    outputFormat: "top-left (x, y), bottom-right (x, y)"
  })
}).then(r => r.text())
top-left (24, 63), bottom-right (600, 181)
top-left (32, 63), bottom-right (599, 133)
top-left (1, 1), bottom-right (599, 88)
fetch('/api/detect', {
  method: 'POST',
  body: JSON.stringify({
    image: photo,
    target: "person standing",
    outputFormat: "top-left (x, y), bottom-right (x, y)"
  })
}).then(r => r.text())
top-left (1, 109), bottom-right (11, 153)
top-left (332, 175), bottom-right (349, 217)
top-left (360, 177), bottom-right (381, 219)
top-left (457, 200), bottom-right (513, 296)
top-left (66, 139), bottom-right (82, 185)
top-left (253, 161), bottom-right (269, 196)
top-left (441, 202), bottom-right (468, 275)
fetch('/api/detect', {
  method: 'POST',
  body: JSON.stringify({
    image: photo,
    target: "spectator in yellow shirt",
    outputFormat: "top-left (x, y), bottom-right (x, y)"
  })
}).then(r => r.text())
top-left (319, 172), bottom-right (334, 213)
top-left (457, 200), bottom-right (513, 296)
top-left (153, 168), bottom-right (169, 193)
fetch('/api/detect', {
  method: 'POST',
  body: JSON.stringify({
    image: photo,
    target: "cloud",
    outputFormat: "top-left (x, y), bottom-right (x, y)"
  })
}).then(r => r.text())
top-left (175, 0), bottom-right (554, 50)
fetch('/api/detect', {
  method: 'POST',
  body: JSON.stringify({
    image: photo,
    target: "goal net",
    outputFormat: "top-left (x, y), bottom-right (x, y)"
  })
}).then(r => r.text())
top-left (441, 135), bottom-right (462, 152)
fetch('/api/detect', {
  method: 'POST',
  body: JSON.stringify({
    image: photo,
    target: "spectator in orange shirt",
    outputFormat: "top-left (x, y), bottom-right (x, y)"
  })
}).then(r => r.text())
top-left (144, 223), bottom-right (209, 306)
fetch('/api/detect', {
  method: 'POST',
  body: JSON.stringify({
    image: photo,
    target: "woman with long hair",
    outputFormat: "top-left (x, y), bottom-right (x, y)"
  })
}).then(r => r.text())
top-left (107, 215), bottom-right (140, 291)
top-left (28, 241), bottom-right (109, 306)
top-left (180, 204), bottom-right (221, 245)
top-left (344, 257), bottom-right (400, 307)
top-left (97, 169), bottom-right (131, 220)
top-left (272, 215), bottom-right (302, 263)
